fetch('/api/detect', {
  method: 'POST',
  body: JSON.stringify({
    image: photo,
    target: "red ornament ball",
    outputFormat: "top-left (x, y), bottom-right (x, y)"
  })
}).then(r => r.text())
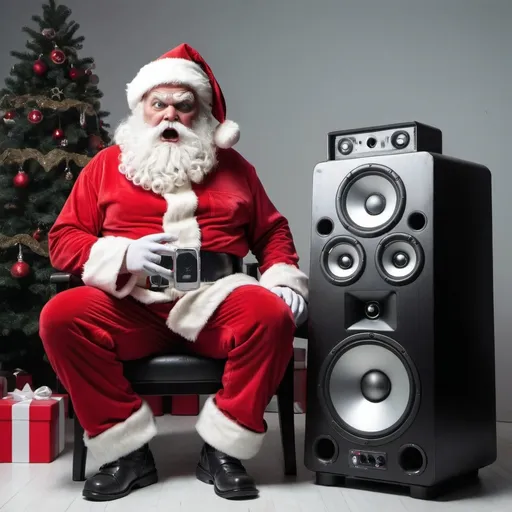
top-left (28, 109), bottom-right (43, 124)
top-left (13, 170), bottom-right (30, 188)
top-left (33, 228), bottom-right (42, 241)
top-left (11, 261), bottom-right (31, 279)
top-left (52, 128), bottom-right (64, 140)
top-left (69, 67), bottom-right (81, 80)
top-left (33, 59), bottom-right (47, 76)
top-left (3, 110), bottom-right (16, 124)
top-left (50, 48), bottom-right (66, 64)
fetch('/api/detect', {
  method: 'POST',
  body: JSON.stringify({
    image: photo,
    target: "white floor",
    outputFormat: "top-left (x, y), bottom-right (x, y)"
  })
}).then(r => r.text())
top-left (1, 413), bottom-right (512, 512)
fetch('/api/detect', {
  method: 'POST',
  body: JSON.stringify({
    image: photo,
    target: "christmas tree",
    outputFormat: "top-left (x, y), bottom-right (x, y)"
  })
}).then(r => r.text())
top-left (0, 0), bottom-right (110, 378)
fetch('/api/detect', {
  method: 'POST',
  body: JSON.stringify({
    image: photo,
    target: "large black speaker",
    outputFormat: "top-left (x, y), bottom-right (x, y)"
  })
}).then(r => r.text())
top-left (304, 123), bottom-right (496, 500)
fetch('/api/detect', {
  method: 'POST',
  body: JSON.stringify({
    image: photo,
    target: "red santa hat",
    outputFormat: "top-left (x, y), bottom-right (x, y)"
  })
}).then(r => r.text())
top-left (126, 43), bottom-right (240, 149)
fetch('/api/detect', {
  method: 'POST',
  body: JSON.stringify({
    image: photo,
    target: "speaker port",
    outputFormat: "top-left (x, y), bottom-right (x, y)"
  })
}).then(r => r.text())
top-left (407, 211), bottom-right (427, 231)
top-left (367, 136), bottom-right (377, 148)
top-left (398, 444), bottom-right (426, 475)
top-left (313, 436), bottom-right (338, 464)
top-left (317, 217), bottom-right (334, 236)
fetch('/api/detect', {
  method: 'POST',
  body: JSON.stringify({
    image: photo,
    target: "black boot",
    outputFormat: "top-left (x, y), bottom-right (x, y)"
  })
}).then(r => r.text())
top-left (82, 443), bottom-right (158, 501)
top-left (196, 443), bottom-right (259, 499)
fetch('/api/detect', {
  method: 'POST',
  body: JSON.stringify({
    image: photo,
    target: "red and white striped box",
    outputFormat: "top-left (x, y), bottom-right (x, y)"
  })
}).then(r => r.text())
top-left (0, 385), bottom-right (65, 463)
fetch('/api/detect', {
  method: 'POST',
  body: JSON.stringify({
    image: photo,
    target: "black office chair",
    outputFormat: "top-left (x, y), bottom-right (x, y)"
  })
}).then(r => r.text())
top-left (50, 262), bottom-right (307, 481)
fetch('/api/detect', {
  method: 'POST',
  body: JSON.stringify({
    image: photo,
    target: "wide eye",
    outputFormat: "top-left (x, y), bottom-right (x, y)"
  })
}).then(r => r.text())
top-left (152, 100), bottom-right (166, 110)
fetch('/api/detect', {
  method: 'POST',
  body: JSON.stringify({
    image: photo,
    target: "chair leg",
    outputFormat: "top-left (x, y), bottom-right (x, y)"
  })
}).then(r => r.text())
top-left (72, 415), bottom-right (88, 481)
top-left (276, 358), bottom-right (297, 476)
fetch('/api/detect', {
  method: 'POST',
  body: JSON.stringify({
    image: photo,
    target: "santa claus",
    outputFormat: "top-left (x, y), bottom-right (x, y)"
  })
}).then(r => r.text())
top-left (39, 43), bottom-right (308, 501)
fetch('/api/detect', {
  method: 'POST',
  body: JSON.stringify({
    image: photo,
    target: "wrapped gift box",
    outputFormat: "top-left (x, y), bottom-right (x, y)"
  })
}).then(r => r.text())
top-left (13, 369), bottom-right (33, 389)
top-left (144, 395), bottom-right (164, 416)
top-left (52, 393), bottom-right (70, 418)
top-left (170, 394), bottom-right (200, 415)
top-left (0, 384), bottom-right (65, 463)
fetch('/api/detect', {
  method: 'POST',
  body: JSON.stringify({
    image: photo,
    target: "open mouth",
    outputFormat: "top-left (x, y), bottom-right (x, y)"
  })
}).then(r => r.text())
top-left (161, 128), bottom-right (179, 142)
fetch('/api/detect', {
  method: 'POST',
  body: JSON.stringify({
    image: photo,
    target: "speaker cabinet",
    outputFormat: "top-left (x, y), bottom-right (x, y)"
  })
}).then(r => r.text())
top-left (305, 150), bottom-right (496, 499)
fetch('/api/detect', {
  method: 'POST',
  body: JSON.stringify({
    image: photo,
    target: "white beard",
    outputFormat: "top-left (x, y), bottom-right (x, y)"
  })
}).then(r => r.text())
top-left (114, 104), bottom-right (218, 195)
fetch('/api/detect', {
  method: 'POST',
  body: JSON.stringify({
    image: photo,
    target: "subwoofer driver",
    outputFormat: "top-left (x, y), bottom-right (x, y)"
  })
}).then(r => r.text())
top-left (320, 236), bottom-right (366, 286)
top-left (318, 333), bottom-right (421, 445)
top-left (336, 163), bottom-right (406, 238)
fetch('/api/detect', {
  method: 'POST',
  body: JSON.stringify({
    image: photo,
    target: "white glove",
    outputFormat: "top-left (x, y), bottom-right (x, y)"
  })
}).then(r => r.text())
top-left (271, 286), bottom-right (308, 326)
top-left (124, 232), bottom-right (178, 278)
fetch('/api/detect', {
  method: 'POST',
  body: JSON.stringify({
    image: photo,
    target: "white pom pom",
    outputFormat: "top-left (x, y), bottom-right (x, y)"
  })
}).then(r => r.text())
top-left (214, 120), bottom-right (240, 149)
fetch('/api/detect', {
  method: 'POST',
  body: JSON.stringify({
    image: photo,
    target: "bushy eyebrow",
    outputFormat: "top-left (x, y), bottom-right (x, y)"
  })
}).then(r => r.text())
top-left (150, 90), bottom-right (195, 104)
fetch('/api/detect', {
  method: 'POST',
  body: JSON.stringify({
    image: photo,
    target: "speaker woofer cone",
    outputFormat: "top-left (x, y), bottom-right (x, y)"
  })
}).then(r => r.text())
top-left (375, 233), bottom-right (425, 285)
top-left (320, 236), bottom-right (366, 286)
top-left (318, 334), bottom-right (421, 445)
top-left (336, 164), bottom-right (406, 238)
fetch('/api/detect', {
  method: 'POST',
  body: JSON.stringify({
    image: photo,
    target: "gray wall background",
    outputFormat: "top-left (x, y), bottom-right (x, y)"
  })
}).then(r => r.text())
top-left (2, 0), bottom-right (511, 420)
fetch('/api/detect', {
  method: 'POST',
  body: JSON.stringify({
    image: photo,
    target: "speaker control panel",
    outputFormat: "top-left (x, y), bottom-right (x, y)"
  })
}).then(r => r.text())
top-left (349, 449), bottom-right (387, 471)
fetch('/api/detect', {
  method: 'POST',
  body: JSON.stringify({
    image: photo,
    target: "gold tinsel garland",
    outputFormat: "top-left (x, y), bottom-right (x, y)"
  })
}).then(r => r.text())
top-left (0, 233), bottom-right (49, 257)
top-left (0, 94), bottom-right (96, 115)
top-left (0, 148), bottom-right (91, 172)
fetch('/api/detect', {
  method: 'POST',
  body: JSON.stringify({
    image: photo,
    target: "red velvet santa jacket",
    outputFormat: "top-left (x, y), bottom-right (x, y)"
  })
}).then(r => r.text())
top-left (48, 145), bottom-right (309, 341)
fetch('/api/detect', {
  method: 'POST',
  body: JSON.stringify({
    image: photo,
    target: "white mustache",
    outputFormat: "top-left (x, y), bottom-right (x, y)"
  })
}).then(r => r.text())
top-left (147, 121), bottom-right (198, 142)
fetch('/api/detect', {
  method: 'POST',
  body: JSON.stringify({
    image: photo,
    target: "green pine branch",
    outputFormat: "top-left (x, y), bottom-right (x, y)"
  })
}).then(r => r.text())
top-left (0, 0), bottom-right (111, 375)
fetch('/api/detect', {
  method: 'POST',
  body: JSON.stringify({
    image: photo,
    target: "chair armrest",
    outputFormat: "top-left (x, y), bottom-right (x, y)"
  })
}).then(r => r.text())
top-left (50, 272), bottom-right (84, 293)
top-left (245, 262), bottom-right (259, 279)
top-left (294, 322), bottom-right (308, 340)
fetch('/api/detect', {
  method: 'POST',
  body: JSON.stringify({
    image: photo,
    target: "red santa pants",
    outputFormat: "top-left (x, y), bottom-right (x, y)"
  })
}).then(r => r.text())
top-left (39, 284), bottom-right (295, 464)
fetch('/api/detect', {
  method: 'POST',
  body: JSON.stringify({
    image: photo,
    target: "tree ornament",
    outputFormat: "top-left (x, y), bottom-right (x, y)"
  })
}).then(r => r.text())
top-left (64, 166), bottom-right (73, 181)
top-left (11, 244), bottom-right (31, 279)
top-left (42, 28), bottom-right (55, 39)
top-left (69, 66), bottom-right (81, 80)
top-left (60, 138), bottom-right (68, 147)
top-left (50, 45), bottom-right (66, 65)
top-left (88, 134), bottom-right (102, 150)
top-left (88, 74), bottom-right (99, 85)
top-left (50, 87), bottom-right (64, 100)
top-left (52, 127), bottom-right (64, 140)
top-left (32, 228), bottom-right (42, 241)
top-left (13, 168), bottom-right (30, 188)
top-left (33, 58), bottom-right (47, 76)
top-left (3, 110), bottom-right (16, 125)
top-left (28, 109), bottom-right (43, 124)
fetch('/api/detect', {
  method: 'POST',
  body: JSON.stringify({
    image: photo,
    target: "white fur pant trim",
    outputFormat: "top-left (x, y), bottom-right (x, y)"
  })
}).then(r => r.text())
top-left (83, 401), bottom-right (157, 466)
top-left (195, 396), bottom-right (265, 460)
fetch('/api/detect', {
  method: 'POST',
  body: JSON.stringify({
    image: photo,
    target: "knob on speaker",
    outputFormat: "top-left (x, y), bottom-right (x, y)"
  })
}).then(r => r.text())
top-left (336, 164), bottom-right (406, 238)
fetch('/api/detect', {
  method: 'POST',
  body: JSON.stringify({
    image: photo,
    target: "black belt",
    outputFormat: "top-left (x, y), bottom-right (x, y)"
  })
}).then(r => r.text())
top-left (146, 251), bottom-right (242, 290)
